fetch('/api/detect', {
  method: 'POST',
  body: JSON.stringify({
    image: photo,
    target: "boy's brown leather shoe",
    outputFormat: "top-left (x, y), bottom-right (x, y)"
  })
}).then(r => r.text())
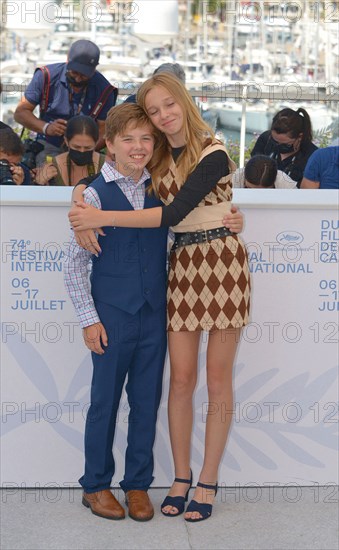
top-left (125, 490), bottom-right (154, 521)
top-left (82, 489), bottom-right (125, 520)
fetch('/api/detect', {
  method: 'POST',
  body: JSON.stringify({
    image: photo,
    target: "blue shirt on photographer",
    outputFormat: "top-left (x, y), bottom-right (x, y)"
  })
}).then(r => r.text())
top-left (24, 63), bottom-right (117, 148)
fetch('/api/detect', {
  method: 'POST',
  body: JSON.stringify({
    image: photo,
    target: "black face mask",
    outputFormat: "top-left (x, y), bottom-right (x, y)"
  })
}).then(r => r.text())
top-left (66, 73), bottom-right (89, 89)
top-left (271, 138), bottom-right (295, 155)
top-left (69, 148), bottom-right (93, 166)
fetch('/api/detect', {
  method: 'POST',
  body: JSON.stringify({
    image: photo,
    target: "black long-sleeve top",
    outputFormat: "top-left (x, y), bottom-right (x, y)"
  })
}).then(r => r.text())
top-left (78, 147), bottom-right (230, 228)
top-left (160, 147), bottom-right (230, 227)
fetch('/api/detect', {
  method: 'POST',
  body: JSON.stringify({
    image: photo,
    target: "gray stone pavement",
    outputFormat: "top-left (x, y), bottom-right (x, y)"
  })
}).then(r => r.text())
top-left (1, 487), bottom-right (338, 550)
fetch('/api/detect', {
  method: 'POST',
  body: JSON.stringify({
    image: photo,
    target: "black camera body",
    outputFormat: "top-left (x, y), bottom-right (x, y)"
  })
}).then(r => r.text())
top-left (0, 159), bottom-right (15, 185)
top-left (21, 139), bottom-right (45, 170)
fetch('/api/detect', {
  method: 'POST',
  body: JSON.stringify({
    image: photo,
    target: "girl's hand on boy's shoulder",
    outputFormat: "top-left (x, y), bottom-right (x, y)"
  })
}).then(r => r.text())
top-left (83, 322), bottom-right (108, 354)
top-left (69, 201), bottom-right (106, 231)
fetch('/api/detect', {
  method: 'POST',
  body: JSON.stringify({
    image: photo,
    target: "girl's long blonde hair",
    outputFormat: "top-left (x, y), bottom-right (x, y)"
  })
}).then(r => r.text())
top-left (137, 73), bottom-right (215, 189)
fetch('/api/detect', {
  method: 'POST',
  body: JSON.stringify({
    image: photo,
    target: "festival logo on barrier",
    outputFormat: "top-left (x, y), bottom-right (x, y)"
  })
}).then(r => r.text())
top-left (276, 231), bottom-right (304, 245)
top-left (247, 228), bottom-right (314, 274)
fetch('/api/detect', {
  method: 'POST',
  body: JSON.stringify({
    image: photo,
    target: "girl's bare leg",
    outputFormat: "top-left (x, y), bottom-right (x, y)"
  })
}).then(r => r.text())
top-left (184, 328), bottom-right (240, 521)
top-left (161, 330), bottom-right (201, 515)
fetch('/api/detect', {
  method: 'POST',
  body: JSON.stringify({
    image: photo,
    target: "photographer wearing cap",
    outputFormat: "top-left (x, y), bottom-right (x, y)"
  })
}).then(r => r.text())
top-left (0, 128), bottom-right (32, 185)
top-left (14, 40), bottom-right (117, 165)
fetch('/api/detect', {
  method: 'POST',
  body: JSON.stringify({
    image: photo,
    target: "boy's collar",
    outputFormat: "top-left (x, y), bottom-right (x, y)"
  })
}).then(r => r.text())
top-left (102, 161), bottom-right (150, 185)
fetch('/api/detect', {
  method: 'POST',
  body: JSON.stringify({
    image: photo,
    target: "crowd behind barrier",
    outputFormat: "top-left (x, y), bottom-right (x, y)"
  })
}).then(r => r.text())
top-left (0, 42), bottom-right (338, 189)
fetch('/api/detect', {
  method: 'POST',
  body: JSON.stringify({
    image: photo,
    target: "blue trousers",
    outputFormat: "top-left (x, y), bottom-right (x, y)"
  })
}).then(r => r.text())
top-left (79, 300), bottom-right (167, 493)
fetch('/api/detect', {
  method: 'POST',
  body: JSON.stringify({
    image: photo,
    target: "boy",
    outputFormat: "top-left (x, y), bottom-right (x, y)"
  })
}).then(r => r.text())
top-left (64, 103), bottom-right (168, 521)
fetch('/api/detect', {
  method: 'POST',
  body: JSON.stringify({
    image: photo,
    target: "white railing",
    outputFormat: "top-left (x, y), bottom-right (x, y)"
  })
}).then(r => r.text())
top-left (191, 81), bottom-right (339, 165)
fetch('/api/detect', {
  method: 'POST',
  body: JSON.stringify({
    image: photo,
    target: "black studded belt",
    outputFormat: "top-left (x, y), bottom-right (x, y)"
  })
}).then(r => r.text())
top-left (172, 226), bottom-right (234, 250)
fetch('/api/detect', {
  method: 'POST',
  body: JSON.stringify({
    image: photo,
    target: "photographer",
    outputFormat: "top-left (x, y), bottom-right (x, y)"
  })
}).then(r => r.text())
top-left (14, 40), bottom-right (117, 165)
top-left (0, 128), bottom-right (32, 185)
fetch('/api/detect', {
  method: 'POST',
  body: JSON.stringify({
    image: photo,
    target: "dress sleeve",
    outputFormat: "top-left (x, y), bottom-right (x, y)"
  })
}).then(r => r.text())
top-left (160, 149), bottom-right (230, 227)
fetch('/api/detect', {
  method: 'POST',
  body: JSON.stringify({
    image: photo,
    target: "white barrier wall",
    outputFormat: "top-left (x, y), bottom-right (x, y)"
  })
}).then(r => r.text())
top-left (1, 187), bottom-right (338, 491)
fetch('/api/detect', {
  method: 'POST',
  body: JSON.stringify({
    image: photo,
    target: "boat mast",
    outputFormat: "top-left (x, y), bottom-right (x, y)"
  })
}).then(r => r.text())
top-left (184, 0), bottom-right (191, 66)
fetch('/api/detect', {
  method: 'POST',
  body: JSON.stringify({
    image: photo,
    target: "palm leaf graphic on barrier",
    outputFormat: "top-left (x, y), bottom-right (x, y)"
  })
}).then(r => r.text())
top-left (186, 349), bottom-right (338, 470)
top-left (1, 330), bottom-right (175, 466)
top-left (2, 331), bottom-right (110, 451)
top-left (1, 329), bottom-right (87, 449)
top-left (2, 331), bottom-right (338, 469)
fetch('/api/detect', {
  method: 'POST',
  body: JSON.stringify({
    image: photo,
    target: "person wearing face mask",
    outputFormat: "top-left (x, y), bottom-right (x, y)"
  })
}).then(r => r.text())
top-left (250, 107), bottom-right (318, 186)
top-left (14, 40), bottom-right (117, 165)
top-left (35, 116), bottom-right (105, 186)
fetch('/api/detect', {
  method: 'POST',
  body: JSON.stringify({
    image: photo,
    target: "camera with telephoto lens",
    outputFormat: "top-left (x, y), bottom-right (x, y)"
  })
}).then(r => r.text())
top-left (21, 139), bottom-right (45, 170)
top-left (0, 159), bottom-right (15, 185)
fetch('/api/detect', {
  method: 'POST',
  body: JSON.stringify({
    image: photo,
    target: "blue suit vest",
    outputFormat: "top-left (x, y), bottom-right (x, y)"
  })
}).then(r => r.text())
top-left (90, 174), bottom-right (168, 315)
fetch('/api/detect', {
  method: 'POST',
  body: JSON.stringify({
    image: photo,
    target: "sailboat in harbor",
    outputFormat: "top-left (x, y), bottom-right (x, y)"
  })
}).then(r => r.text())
top-left (208, 99), bottom-right (272, 134)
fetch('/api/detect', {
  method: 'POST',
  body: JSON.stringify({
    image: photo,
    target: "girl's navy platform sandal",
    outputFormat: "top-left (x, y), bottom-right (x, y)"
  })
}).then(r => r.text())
top-left (161, 470), bottom-right (193, 517)
top-left (184, 481), bottom-right (218, 523)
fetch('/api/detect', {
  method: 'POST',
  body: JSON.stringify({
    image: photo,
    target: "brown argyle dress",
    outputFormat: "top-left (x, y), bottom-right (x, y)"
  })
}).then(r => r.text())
top-left (157, 142), bottom-right (251, 332)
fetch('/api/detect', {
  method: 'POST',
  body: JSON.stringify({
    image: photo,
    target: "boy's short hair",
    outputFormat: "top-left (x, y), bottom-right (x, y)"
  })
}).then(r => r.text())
top-left (105, 103), bottom-right (155, 142)
top-left (245, 155), bottom-right (278, 187)
top-left (0, 128), bottom-right (24, 157)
